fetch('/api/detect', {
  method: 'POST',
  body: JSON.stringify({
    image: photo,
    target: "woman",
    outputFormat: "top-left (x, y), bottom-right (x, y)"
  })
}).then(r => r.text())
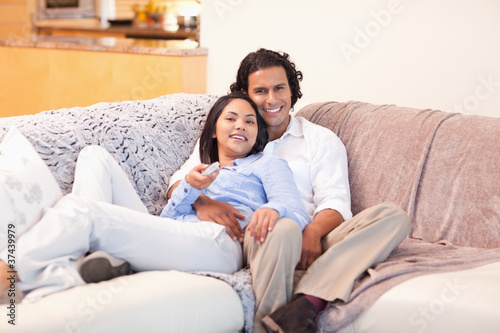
top-left (0, 91), bottom-right (308, 303)
top-left (161, 92), bottom-right (308, 240)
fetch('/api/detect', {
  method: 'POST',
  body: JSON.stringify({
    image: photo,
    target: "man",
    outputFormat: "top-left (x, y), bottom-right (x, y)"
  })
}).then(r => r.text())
top-left (168, 48), bottom-right (411, 333)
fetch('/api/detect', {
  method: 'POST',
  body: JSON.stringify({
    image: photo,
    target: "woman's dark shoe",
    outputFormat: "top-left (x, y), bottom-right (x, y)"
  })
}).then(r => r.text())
top-left (261, 296), bottom-right (318, 333)
top-left (79, 251), bottom-right (130, 283)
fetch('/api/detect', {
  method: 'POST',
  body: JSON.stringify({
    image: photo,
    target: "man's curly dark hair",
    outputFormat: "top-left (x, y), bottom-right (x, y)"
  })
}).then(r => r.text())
top-left (229, 49), bottom-right (303, 108)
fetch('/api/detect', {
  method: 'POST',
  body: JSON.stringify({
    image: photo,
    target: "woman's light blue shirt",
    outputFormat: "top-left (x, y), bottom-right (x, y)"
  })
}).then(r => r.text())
top-left (160, 152), bottom-right (310, 230)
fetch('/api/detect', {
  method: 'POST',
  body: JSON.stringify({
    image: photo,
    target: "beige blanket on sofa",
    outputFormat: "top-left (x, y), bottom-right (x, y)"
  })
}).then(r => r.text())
top-left (296, 101), bottom-right (500, 332)
top-left (316, 238), bottom-right (500, 331)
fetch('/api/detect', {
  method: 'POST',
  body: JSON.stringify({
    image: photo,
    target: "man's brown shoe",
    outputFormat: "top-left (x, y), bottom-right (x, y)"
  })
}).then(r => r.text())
top-left (261, 296), bottom-right (318, 333)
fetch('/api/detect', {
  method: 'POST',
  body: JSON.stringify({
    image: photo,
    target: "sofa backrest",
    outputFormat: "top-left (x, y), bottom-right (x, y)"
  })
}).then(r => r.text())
top-left (0, 94), bottom-right (217, 216)
top-left (297, 101), bottom-right (500, 249)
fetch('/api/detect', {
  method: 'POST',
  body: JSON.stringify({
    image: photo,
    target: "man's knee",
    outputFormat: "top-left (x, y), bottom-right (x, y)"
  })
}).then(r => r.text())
top-left (271, 218), bottom-right (302, 241)
top-left (244, 218), bottom-right (302, 266)
top-left (377, 202), bottom-right (411, 235)
top-left (264, 218), bottom-right (303, 256)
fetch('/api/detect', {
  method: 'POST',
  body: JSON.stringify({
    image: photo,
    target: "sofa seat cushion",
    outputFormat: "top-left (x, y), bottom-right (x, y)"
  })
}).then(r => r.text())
top-left (338, 261), bottom-right (500, 333)
top-left (0, 270), bottom-right (244, 333)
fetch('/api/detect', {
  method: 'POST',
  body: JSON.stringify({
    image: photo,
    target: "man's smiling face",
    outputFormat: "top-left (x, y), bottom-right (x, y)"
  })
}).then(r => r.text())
top-left (247, 66), bottom-right (292, 141)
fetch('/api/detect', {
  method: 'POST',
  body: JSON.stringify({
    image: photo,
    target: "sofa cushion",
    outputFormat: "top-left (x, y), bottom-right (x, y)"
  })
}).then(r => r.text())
top-left (0, 270), bottom-right (244, 332)
top-left (337, 261), bottom-right (500, 333)
top-left (0, 126), bottom-right (63, 249)
top-left (297, 101), bottom-right (500, 248)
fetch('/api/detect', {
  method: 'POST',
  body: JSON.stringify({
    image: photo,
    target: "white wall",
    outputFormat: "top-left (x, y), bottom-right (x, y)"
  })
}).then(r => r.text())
top-left (200, 0), bottom-right (500, 118)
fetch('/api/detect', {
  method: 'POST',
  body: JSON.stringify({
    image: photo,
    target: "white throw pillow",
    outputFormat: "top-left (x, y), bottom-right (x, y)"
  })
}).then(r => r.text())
top-left (0, 127), bottom-right (63, 250)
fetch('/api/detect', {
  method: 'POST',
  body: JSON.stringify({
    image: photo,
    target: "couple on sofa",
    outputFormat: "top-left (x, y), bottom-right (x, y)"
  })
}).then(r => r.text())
top-left (0, 48), bottom-right (410, 333)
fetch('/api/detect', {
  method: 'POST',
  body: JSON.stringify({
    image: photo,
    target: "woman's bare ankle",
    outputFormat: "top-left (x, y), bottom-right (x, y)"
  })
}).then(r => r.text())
top-left (0, 260), bottom-right (18, 292)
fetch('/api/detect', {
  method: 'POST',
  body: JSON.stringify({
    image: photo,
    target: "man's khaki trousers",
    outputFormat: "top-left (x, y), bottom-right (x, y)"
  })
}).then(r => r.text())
top-left (246, 202), bottom-right (411, 333)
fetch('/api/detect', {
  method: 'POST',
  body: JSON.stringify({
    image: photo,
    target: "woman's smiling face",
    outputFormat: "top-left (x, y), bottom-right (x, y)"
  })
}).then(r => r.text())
top-left (213, 98), bottom-right (258, 164)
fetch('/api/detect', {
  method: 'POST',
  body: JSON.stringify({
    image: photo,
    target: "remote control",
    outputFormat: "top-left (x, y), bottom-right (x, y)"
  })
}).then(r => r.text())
top-left (201, 161), bottom-right (220, 176)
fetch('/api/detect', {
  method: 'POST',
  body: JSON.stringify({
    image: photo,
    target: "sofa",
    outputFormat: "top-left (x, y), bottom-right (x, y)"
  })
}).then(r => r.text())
top-left (1, 93), bottom-right (499, 333)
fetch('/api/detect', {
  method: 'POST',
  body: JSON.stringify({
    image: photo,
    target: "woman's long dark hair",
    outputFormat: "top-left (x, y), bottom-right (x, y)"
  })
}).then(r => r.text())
top-left (199, 91), bottom-right (268, 164)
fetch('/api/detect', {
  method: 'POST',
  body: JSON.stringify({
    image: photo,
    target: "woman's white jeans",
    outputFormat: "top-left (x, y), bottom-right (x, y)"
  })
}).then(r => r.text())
top-left (72, 145), bottom-right (150, 213)
top-left (8, 145), bottom-right (243, 301)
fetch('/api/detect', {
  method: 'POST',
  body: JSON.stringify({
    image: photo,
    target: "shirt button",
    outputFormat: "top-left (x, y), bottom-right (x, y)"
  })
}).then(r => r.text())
top-left (172, 203), bottom-right (176, 206)
top-left (184, 188), bottom-right (188, 193)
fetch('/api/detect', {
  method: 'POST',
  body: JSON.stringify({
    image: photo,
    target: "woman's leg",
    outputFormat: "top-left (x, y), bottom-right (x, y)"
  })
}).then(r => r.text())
top-left (72, 145), bottom-right (148, 213)
top-left (0, 194), bottom-right (242, 302)
top-left (72, 145), bottom-right (147, 281)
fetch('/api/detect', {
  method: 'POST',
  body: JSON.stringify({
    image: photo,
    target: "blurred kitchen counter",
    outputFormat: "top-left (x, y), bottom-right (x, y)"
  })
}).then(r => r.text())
top-left (0, 33), bottom-right (206, 56)
top-left (34, 18), bottom-right (199, 41)
top-left (0, 33), bottom-right (207, 117)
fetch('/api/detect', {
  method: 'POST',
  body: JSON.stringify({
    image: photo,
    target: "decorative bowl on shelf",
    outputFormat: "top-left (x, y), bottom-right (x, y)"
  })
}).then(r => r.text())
top-left (132, 0), bottom-right (170, 28)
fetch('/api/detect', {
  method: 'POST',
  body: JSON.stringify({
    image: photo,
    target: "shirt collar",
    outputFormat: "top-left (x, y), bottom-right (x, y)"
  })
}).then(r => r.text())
top-left (275, 115), bottom-right (304, 142)
top-left (232, 152), bottom-right (264, 166)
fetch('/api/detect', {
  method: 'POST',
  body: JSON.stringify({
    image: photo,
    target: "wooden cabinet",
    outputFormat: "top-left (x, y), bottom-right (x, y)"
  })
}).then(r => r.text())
top-left (0, 0), bottom-right (33, 39)
top-left (0, 40), bottom-right (206, 117)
